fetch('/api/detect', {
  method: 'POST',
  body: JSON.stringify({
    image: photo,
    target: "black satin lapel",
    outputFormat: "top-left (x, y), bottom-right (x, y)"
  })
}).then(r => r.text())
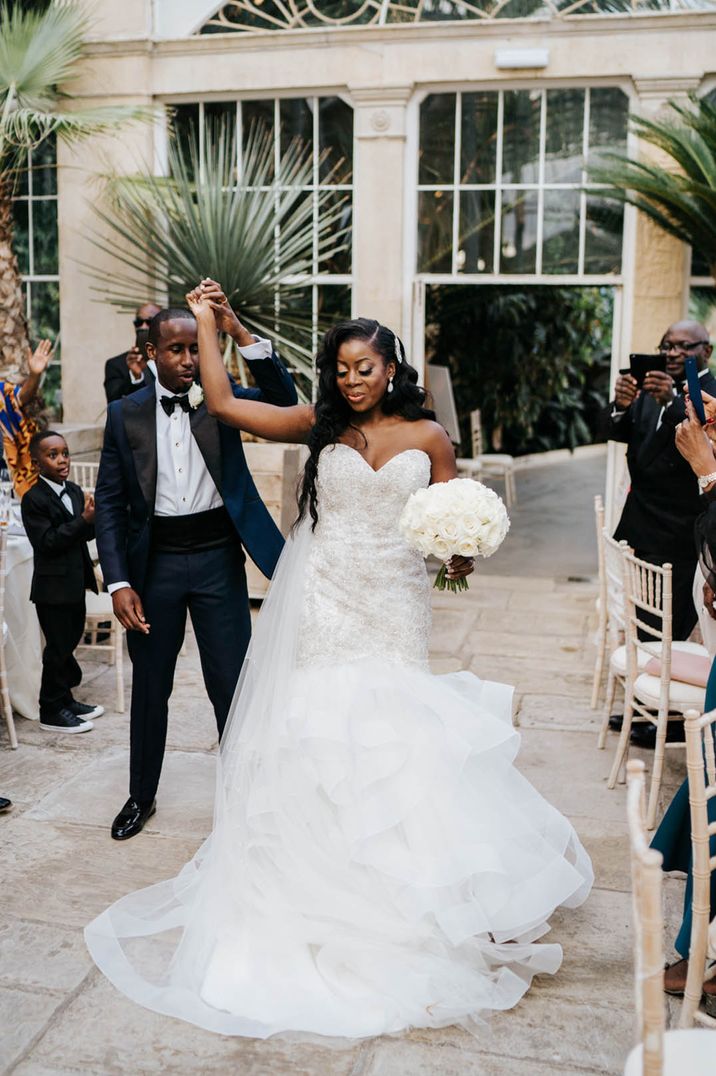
top-left (122, 391), bottom-right (158, 509)
top-left (189, 405), bottom-right (222, 492)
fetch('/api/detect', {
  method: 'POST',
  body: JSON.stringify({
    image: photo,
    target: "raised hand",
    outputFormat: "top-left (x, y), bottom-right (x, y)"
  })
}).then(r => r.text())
top-left (196, 278), bottom-right (237, 331)
top-left (185, 286), bottom-right (214, 321)
top-left (125, 346), bottom-right (146, 380)
top-left (198, 278), bottom-right (254, 347)
top-left (614, 373), bottom-right (638, 410)
top-left (675, 399), bottom-right (716, 476)
top-left (642, 370), bottom-right (675, 407)
top-left (27, 339), bottom-right (53, 377)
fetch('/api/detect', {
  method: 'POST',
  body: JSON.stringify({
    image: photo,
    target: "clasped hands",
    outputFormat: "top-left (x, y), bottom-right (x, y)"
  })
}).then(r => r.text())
top-left (185, 279), bottom-right (254, 347)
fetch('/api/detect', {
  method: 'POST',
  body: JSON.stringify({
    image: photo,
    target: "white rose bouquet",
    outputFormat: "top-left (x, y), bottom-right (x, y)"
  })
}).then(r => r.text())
top-left (399, 478), bottom-right (510, 593)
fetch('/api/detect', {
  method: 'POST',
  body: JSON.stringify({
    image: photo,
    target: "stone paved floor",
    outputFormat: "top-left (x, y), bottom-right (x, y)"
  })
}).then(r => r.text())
top-left (0, 455), bottom-right (690, 1075)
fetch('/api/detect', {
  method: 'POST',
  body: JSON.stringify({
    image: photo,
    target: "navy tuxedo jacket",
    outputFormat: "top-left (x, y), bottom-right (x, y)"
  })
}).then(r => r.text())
top-left (95, 351), bottom-right (298, 595)
top-left (609, 369), bottom-right (716, 559)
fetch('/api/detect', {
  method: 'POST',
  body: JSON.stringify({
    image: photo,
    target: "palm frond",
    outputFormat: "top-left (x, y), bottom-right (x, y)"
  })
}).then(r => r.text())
top-left (0, 3), bottom-right (86, 105)
top-left (87, 115), bottom-right (350, 390)
top-left (0, 2), bottom-right (152, 167)
top-left (587, 94), bottom-right (716, 279)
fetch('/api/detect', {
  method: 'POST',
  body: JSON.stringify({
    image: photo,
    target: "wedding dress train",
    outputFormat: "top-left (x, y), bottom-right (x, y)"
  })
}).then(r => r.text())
top-left (85, 444), bottom-right (593, 1038)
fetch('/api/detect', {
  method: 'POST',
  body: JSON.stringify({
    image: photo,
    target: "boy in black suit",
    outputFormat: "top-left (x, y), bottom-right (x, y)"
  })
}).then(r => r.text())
top-left (21, 431), bottom-right (103, 733)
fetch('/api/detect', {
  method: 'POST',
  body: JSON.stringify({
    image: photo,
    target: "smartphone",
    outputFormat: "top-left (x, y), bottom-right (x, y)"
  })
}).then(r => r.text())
top-left (628, 353), bottom-right (666, 389)
top-left (135, 327), bottom-right (149, 359)
top-left (685, 356), bottom-right (707, 424)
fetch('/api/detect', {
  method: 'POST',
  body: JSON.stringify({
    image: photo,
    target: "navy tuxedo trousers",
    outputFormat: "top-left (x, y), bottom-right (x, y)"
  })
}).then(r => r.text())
top-left (126, 543), bottom-right (250, 803)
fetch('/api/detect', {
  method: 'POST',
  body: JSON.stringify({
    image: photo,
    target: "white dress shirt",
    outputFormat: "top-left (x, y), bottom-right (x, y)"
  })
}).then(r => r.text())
top-left (154, 379), bottom-right (223, 518)
top-left (41, 475), bottom-right (74, 516)
top-left (109, 336), bottom-right (272, 595)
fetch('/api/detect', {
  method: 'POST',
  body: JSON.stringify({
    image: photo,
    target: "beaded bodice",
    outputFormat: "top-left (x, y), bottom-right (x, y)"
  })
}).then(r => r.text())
top-left (296, 443), bottom-right (432, 669)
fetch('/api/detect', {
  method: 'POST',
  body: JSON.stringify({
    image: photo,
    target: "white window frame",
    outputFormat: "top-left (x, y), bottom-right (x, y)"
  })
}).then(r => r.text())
top-left (162, 93), bottom-right (354, 362)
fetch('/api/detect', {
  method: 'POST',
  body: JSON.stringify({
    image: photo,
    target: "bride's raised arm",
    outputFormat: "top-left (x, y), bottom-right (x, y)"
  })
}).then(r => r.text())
top-left (186, 288), bottom-right (314, 444)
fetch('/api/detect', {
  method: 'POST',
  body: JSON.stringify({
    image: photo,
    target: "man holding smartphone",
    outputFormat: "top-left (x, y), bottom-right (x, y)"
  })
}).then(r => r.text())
top-left (608, 320), bottom-right (715, 742)
top-left (103, 303), bottom-right (161, 404)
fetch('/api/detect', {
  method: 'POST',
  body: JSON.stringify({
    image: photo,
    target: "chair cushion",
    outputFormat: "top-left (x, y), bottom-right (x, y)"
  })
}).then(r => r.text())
top-left (481, 454), bottom-right (514, 468)
top-left (644, 649), bottom-right (712, 688)
top-left (610, 640), bottom-right (707, 679)
top-left (633, 671), bottom-right (706, 712)
top-left (455, 459), bottom-right (482, 475)
top-left (624, 1029), bottom-right (716, 1074)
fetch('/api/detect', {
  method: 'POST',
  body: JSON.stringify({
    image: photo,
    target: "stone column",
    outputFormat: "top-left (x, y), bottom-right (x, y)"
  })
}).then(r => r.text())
top-left (624, 78), bottom-right (701, 351)
top-left (349, 86), bottom-right (413, 336)
top-left (58, 102), bottom-right (156, 428)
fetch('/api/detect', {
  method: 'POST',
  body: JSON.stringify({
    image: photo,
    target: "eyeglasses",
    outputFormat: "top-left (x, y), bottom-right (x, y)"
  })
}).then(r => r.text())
top-left (133, 317), bottom-right (152, 329)
top-left (657, 340), bottom-right (706, 355)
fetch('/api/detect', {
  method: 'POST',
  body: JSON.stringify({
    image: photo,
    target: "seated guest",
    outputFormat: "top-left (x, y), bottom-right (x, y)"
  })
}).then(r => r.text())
top-left (608, 321), bottom-right (716, 642)
top-left (21, 431), bottom-right (103, 734)
top-left (1, 339), bottom-right (53, 498)
top-left (104, 303), bottom-right (160, 404)
top-left (651, 392), bottom-right (716, 997)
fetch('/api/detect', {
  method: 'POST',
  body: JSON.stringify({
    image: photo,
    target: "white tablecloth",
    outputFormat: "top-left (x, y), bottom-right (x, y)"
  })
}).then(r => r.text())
top-left (5, 534), bottom-right (42, 720)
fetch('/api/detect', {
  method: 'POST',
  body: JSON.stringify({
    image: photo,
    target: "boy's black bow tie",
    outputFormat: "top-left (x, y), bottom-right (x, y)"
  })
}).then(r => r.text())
top-left (160, 394), bottom-right (191, 416)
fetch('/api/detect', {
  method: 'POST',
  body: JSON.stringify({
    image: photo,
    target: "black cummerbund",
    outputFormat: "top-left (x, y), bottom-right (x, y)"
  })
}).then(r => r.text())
top-left (151, 506), bottom-right (238, 553)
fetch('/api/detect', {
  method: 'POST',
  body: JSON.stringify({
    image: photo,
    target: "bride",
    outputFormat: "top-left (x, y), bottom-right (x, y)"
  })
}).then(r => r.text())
top-left (85, 285), bottom-right (593, 1039)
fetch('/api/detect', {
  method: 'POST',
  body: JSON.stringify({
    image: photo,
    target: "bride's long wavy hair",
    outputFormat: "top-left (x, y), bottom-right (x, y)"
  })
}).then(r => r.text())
top-left (296, 318), bottom-right (435, 529)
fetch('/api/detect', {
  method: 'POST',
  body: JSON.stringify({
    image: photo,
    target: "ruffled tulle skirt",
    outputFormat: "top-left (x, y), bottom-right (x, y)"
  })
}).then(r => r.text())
top-left (85, 660), bottom-right (593, 1040)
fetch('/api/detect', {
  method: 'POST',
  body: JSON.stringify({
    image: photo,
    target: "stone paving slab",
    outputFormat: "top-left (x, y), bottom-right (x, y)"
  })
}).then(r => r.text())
top-left (24, 749), bottom-right (215, 839)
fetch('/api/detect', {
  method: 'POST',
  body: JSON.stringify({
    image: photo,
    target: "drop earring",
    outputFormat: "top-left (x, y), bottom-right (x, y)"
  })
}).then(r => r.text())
top-left (387, 376), bottom-right (394, 394)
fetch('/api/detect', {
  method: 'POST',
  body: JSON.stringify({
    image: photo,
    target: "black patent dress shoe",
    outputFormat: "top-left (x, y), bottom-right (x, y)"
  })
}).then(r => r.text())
top-left (608, 714), bottom-right (623, 732)
top-left (630, 721), bottom-right (686, 749)
top-left (111, 797), bottom-right (156, 841)
top-left (0, 797), bottom-right (12, 813)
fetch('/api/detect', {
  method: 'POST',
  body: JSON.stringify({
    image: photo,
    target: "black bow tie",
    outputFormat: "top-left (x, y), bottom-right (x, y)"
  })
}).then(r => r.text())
top-left (160, 394), bottom-right (191, 417)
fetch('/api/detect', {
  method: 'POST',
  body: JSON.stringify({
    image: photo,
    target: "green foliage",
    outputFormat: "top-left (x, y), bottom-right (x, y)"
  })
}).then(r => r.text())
top-left (0, 2), bottom-right (150, 173)
top-left (588, 94), bottom-right (716, 282)
top-left (89, 116), bottom-right (348, 388)
top-left (426, 285), bottom-right (613, 455)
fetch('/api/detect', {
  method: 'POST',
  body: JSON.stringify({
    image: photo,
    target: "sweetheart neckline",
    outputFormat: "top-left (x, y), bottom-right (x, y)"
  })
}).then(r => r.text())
top-left (331, 443), bottom-right (431, 475)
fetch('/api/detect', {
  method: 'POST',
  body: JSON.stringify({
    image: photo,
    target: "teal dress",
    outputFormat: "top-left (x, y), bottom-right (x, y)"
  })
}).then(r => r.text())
top-left (650, 656), bottom-right (716, 957)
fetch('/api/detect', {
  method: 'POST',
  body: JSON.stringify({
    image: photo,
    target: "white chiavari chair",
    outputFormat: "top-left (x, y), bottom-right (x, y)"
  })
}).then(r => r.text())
top-left (591, 494), bottom-right (608, 710)
top-left (597, 530), bottom-right (630, 748)
top-left (69, 460), bottom-right (100, 495)
top-left (456, 409), bottom-right (516, 508)
top-left (609, 552), bottom-right (708, 830)
top-left (624, 760), bottom-right (715, 1075)
top-left (681, 708), bottom-right (716, 1030)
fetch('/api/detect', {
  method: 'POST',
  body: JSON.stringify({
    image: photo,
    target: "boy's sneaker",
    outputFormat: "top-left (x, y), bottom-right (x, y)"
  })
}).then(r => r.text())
top-left (69, 701), bottom-right (104, 720)
top-left (39, 708), bottom-right (93, 734)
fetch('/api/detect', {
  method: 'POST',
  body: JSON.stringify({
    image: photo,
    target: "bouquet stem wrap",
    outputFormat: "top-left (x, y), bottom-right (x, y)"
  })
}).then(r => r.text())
top-left (399, 478), bottom-right (510, 594)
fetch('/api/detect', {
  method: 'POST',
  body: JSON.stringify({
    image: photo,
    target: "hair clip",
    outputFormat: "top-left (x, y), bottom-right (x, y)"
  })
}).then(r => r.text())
top-left (394, 332), bottom-right (403, 365)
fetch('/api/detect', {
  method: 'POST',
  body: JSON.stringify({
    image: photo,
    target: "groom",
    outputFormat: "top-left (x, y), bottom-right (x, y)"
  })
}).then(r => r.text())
top-left (95, 289), bottom-right (297, 840)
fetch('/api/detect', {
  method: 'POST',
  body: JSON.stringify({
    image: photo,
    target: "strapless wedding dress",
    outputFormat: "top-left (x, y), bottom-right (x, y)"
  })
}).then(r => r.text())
top-left (85, 444), bottom-right (593, 1039)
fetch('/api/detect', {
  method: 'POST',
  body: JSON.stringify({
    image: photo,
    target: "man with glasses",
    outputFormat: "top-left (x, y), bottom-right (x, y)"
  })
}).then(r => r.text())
top-left (609, 321), bottom-right (715, 733)
top-left (104, 303), bottom-right (161, 404)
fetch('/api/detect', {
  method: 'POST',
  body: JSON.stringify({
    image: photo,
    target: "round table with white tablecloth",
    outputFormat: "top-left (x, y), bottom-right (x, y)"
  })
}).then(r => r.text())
top-left (4, 531), bottom-right (42, 720)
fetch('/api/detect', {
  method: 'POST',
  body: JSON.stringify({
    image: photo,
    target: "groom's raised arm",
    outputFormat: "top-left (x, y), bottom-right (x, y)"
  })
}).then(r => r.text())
top-left (234, 336), bottom-right (298, 407)
top-left (95, 404), bottom-right (131, 587)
